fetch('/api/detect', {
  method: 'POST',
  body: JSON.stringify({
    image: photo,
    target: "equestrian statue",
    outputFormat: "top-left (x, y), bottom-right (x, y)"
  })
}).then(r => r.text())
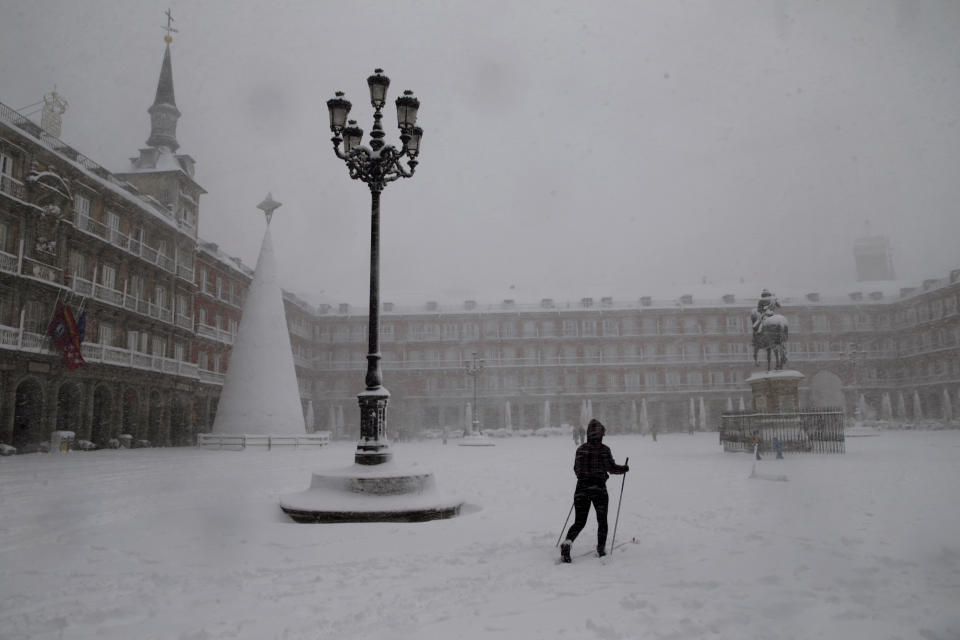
top-left (750, 289), bottom-right (789, 371)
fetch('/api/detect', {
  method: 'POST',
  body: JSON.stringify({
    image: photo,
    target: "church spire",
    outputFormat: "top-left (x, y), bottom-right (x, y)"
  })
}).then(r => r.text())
top-left (146, 10), bottom-right (181, 152)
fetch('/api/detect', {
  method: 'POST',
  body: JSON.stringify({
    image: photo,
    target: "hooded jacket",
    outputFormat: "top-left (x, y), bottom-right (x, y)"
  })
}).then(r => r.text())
top-left (573, 419), bottom-right (628, 482)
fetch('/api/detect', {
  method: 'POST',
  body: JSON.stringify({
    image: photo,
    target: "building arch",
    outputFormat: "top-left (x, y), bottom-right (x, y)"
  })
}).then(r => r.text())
top-left (169, 394), bottom-right (190, 446)
top-left (810, 370), bottom-right (844, 408)
top-left (121, 387), bottom-right (140, 438)
top-left (91, 384), bottom-right (113, 445)
top-left (148, 390), bottom-right (165, 445)
top-left (54, 381), bottom-right (84, 434)
top-left (13, 377), bottom-right (45, 449)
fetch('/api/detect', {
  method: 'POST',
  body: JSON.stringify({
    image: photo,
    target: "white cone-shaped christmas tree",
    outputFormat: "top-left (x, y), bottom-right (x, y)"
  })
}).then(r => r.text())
top-left (212, 194), bottom-right (304, 436)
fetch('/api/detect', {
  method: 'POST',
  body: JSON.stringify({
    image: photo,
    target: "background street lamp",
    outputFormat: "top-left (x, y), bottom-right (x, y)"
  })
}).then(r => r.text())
top-left (464, 351), bottom-right (484, 434)
top-left (846, 342), bottom-right (863, 420)
top-left (327, 69), bottom-right (422, 465)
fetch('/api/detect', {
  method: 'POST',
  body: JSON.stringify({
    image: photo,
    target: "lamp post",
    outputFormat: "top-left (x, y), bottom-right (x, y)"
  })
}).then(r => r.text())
top-left (327, 69), bottom-right (423, 465)
top-left (846, 342), bottom-right (862, 420)
top-left (464, 351), bottom-right (484, 434)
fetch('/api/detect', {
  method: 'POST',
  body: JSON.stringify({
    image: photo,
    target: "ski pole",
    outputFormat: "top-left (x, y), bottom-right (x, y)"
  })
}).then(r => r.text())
top-left (555, 501), bottom-right (575, 547)
top-left (609, 456), bottom-right (629, 554)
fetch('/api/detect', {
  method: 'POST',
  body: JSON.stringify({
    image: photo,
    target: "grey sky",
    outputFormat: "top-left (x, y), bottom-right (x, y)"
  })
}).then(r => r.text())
top-left (2, 1), bottom-right (958, 306)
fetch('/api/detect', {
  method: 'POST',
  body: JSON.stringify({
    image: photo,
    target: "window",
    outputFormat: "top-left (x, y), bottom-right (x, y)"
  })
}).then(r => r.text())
top-left (0, 150), bottom-right (16, 177)
top-left (99, 323), bottom-right (114, 346)
top-left (725, 316), bottom-right (744, 333)
top-left (644, 372), bottom-right (659, 388)
top-left (216, 276), bottom-right (223, 299)
top-left (522, 321), bottom-right (538, 337)
top-left (154, 284), bottom-right (167, 308)
top-left (709, 371), bottom-right (725, 386)
top-left (582, 320), bottom-right (597, 337)
top-left (442, 323), bottom-right (459, 340)
top-left (602, 319), bottom-right (619, 336)
top-left (73, 194), bottom-right (90, 224)
top-left (682, 317), bottom-right (700, 333)
top-left (686, 371), bottom-right (703, 387)
top-left (69, 251), bottom-right (87, 281)
top-left (23, 300), bottom-right (44, 333)
top-left (665, 371), bottom-right (682, 386)
top-left (129, 274), bottom-right (144, 299)
top-left (152, 336), bottom-right (166, 358)
top-left (174, 342), bottom-right (185, 361)
top-left (812, 315), bottom-right (829, 332)
top-left (176, 294), bottom-right (189, 316)
top-left (562, 320), bottom-right (578, 337)
top-left (198, 351), bottom-right (208, 369)
top-left (229, 318), bottom-right (238, 335)
top-left (100, 264), bottom-right (116, 290)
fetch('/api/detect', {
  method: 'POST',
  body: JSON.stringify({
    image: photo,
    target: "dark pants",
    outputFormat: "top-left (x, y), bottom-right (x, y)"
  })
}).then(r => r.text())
top-left (564, 480), bottom-right (609, 549)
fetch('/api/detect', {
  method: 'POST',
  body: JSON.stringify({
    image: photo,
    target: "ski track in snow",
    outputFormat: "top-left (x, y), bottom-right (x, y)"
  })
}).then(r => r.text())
top-left (1, 432), bottom-right (958, 639)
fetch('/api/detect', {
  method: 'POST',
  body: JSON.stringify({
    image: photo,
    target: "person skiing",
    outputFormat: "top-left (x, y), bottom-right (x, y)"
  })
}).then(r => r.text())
top-left (560, 419), bottom-right (629, 562)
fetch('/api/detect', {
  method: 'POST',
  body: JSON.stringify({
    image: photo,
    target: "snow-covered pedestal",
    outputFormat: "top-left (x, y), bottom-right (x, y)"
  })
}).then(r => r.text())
top-left (458, 432), bottom-right (495, 447)
top-left (745, 370), bottom-right (805, 413)
top-left (279, 460), bottom-right (463, 523)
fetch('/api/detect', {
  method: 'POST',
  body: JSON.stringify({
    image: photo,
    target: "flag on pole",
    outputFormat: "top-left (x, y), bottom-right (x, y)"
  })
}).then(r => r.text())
top-left (48, 300), bottom-right (86, 370)
top-left (76, 307), bottom-right (86, 343)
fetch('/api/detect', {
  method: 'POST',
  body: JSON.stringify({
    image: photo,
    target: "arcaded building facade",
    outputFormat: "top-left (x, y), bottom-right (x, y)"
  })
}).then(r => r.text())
top-left (307, 270), bottom-right (960, 439)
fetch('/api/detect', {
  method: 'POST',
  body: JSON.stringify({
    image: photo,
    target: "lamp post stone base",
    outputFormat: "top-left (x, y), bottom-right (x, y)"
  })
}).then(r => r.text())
top-left (279, 461), bottom-right (463, 523)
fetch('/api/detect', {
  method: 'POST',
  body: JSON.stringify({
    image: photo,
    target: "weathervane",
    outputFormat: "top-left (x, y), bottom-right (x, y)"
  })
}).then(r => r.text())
top-left (163, 8), bottom-right (178, 43)
top-left (257, 192), bottom-right (282, 226)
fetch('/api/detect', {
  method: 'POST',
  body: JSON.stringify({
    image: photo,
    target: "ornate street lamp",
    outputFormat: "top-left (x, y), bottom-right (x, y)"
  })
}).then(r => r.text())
top-left (464, 351), bottom-right (484, 434)
top-left (327, 69), bottom-right (421, 465)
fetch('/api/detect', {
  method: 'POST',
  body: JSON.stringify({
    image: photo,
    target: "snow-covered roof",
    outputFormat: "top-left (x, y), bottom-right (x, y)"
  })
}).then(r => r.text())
top-left (312, 270), bottom-right (959, 318)
top-left (197, 239), bottom-right (253, 278)
top-left (0, 103), bottom-right (195, 237)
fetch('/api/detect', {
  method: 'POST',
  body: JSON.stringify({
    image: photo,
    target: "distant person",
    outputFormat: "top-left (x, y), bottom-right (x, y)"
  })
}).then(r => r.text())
top-left (773, 436), bottom-right (783, 459)
top-left (651, 426), bottom-right (658, 442)
top-left (560, 419), bottom-right (629, 563)
top-left (753, 432), bottom-right (762, 460)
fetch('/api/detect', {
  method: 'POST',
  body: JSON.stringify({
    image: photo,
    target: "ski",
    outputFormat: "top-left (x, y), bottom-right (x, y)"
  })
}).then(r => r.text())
top-left (555, 537), bottom-right (637, 564)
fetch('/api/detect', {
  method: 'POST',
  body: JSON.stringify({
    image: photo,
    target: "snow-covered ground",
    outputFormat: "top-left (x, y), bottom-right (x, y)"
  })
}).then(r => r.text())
top-left (1, 431), bottom-right (958, 640)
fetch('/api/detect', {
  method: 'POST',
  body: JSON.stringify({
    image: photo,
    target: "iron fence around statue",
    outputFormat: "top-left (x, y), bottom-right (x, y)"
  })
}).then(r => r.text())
top-left (720, 409), bottom-right (845, 454)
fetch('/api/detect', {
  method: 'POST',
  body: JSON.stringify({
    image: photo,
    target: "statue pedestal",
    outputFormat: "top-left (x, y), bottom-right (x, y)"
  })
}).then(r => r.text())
top-left (745, 370), bottom-right (805, 413)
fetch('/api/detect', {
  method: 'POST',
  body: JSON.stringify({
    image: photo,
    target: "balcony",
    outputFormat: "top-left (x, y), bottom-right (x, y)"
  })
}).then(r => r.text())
top-left (22, 257), bottom-right (62, 283)
top-left (73, 215), bottom-right (186, 277)
top-left (0, 324), bottom-right (204, 381)
top-left (0, 173), bottom-right (26, 200)
top-left (196, 322), bottom-right (234, 345)
top-left (0, 249), bottom-right (18, 273)
top-left (71, 275), bottom-right (179, 327)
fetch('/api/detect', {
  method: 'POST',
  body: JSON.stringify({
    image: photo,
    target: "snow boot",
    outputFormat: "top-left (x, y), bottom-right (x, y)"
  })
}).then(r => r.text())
top-left (597, 545), bottom-right (606, 557)
top-left (560, 540), bottom-right (572, 563)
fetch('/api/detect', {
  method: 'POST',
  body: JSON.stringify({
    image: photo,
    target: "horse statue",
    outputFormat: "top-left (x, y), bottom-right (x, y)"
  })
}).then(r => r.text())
top-left (751, 309), bottom-right (789, 371)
